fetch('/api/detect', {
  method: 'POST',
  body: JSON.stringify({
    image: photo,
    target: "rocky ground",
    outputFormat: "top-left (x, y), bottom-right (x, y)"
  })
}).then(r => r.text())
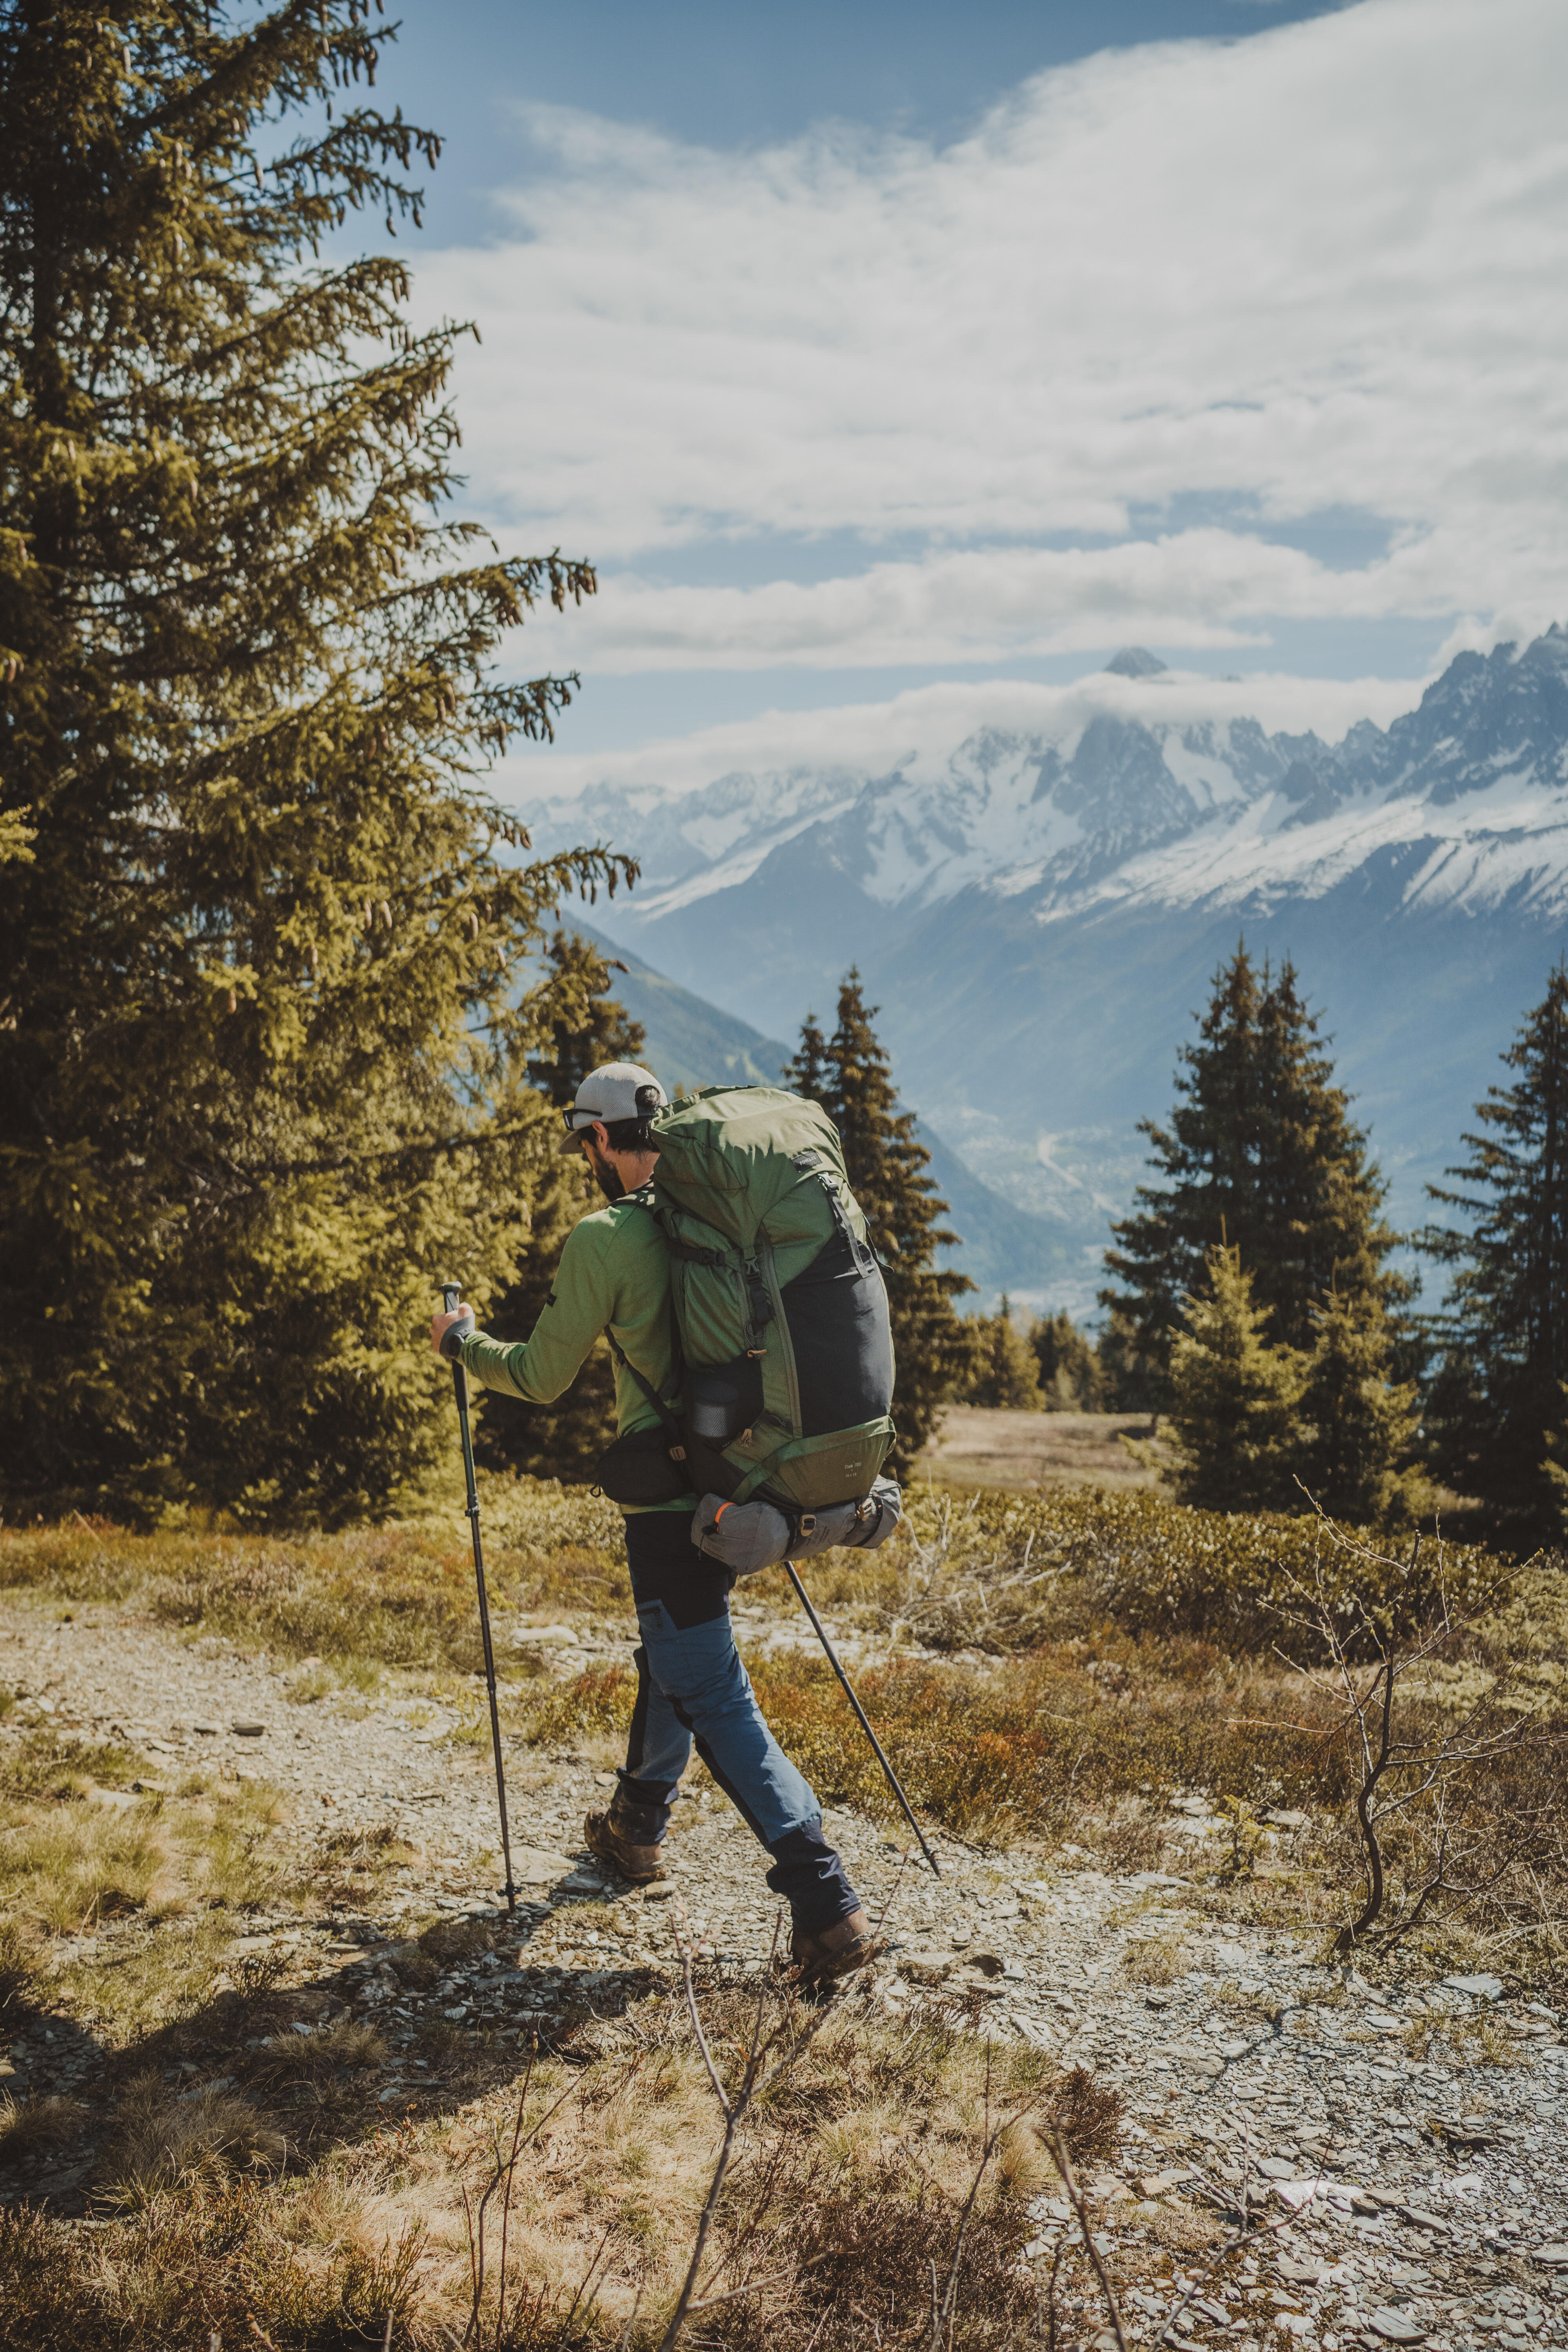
top-left (3, 1592), bottom-right (1567, 2351)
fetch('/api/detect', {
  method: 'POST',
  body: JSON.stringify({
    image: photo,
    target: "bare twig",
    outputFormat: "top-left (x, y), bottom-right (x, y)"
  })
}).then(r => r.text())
top-left (656, 1914), bottom-right (776, 2352)
top-left (676, 1905), bottom-right (732, 2119)
top-left (1043, 2129), bottom-right (1126, 2352)
top-left (658, 1909), bottom-right (887, 2352)
top-left (686, 2256), bottom-right (824, 2312)
top-left (569, 2222), bottom-right (617, 2325)
top-left (937, 2116), bottom-right (1003, 2349)
top-left (1256, 1526), bottom-right (1551, 1953)
top-left (616, 2287), bottom-right (644, 2352)
top-left (492, 2047), bottom-right (534, 2352)
top-left (1157, 2199), bottom-right (1317, 2345)
top-left (1042, 2234), bottom-right (1065, 2352)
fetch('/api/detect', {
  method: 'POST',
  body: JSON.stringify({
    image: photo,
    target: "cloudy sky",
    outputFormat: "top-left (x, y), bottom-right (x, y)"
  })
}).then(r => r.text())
top-left (362, 0), bottom-right (1568, 770)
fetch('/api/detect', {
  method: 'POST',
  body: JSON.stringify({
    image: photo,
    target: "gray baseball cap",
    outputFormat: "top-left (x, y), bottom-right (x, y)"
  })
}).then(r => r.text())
top-left (558, 1061), bottom-right (668, 1151)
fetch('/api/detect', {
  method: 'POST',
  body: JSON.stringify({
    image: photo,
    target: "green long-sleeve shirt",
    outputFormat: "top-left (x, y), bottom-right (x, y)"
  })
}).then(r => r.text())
top-left (458, 1187), bottom-right (687, 1513)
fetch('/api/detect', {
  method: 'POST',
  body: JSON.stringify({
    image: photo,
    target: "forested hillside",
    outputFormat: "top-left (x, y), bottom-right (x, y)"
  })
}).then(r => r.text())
top-left (518, 635), bottom-right (1568, 1302)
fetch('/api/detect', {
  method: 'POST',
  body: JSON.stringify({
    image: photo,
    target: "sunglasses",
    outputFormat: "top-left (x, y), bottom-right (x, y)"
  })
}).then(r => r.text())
top-left (561, 1108), bottom-right (605, 1137)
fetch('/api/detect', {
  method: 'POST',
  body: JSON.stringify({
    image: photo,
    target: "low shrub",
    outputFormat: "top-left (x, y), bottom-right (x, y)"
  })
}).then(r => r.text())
top-left (0, 1474), bottom-right (627, 1675)
top-left (798, 1484), bottom-right (1522, 1650)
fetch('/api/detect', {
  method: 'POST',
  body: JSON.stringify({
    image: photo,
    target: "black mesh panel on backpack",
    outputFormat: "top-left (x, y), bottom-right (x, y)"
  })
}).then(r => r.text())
top-left (778, 1228), bottom-right (894, 1437)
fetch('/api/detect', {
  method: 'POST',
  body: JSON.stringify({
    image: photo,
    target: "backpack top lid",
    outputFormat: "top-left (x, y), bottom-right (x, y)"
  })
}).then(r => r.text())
top-left (649, 1086), bottom-right (849, 1250)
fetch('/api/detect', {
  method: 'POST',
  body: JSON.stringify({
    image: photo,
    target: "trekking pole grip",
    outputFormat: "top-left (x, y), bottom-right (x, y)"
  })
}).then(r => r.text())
top-left (438, 1281), bottom-right (468, 1407)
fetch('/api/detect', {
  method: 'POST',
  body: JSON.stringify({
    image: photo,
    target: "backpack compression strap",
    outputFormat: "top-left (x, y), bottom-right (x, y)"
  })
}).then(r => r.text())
top-left (789, 1150), bottom-right (879, 1277)
top-left (601, 1327), bottom-right (688, 1462)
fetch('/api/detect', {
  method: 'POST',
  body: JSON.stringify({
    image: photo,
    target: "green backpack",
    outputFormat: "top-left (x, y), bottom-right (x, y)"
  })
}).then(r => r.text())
top-left (603, 1086), bottom-right (897, 1511)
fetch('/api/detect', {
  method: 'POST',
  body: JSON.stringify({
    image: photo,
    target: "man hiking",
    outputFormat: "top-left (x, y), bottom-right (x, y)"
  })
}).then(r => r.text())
top-left (429, 1061), bottom-right (878, 1985)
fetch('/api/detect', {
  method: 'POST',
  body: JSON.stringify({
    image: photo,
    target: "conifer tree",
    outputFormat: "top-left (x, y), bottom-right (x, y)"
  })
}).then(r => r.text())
top-left (1165, 1246), bottom-right (1306, 1514)
top-left (963, 1296), bottom-right (1043, 1411)
top-left (476, 932), bottom-right (644, 1485)
top-left (526, 928), bottom-right (645, 1108)
top-left (789, 972), bottom-right (973, 1467)
top-left (783, 1010), bottom-right (830, 1104)
top-left (1030, 1311), bottom-right (1107, 1412)
top-left (1419, 966), bottom-right (1568, 1518)
top-left (1296, 1286), bottom-right (1419, 1526)
top-left (0, 1), bottom-right (625, 1520)
top-left (1103, 943), bottom-right (1405, 1399)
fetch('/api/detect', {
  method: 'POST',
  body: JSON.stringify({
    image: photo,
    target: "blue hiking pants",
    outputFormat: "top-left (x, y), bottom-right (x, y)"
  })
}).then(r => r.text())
top-left (615, 1510), bottom-right (861, 1933)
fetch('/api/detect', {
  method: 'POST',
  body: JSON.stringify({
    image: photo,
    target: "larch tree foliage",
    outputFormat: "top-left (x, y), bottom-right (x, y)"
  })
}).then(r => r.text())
top-left (1165, 1246), bottom-right (1306, 1515)
top-left (1102, 943), bottom-right (1407, 1400)
top-left (524, 926), bottom-right (643, 1112)
top-left (0, 0), bottom-right (629, 1522)
top-left (1296, 1285), bottom-right (1420, 1527)
top-left (1420, 966), bottom-right (1568, 1523)
top-left (787, 972), bottom-right (973, 1468)
top-left (1030, 1311), bottom-right (1107, 1412)
top-left (961, 1295), bottom-right (1043, 1412)
top-left (476, 930), bottom-right (645, 1486)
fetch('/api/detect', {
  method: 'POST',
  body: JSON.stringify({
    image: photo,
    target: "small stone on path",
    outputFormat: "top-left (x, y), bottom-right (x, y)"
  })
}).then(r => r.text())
top-left (1366, 2309), bottom-right (1428, 2343)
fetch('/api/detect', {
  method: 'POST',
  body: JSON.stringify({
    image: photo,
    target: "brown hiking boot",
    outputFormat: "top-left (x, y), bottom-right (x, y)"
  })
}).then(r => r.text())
top-left (789, 1908), bottom-right (882, 1987)
top-left (584, 1808), bottom-right (668, 1884)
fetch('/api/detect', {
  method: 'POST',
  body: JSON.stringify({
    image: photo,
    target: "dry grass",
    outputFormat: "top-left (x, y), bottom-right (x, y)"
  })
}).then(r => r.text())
top-left (0, 2093), bottom-right (84, 2163)
top-left (0, 1477), bottom-right (628, 1678)
top-left (0, 1917), bottom-right (40, 2016)
top-left (0, 1990), bottom-right (1120, 2350)
top-left (1, 1478), bottom-right (1561, 2343)
top-left (98, 2073), bottom-right (289, 2208)
top-left (0, 2192), bottom-right (422, 2349)
top-left (0, 1735), bottom-right (294, 1944)
top-left (0, 1477), bottom-right (1533, 1679)
top-left (1122, 1933), bottom-right (1190, 1986)
top-left (1402, 2010), bottom-right (1530, 2069)
top-left (1145, 2197), bottom-right (1227, 2254)
top-left (247, 2016), bottom-right (389, 2092)
top-left (918, 1405), bottom-right (1163, 1497)
top-left (310, 1818), bottom-right (423, 1904)
top-left (783, 1483), bottom-right (1523, 1652)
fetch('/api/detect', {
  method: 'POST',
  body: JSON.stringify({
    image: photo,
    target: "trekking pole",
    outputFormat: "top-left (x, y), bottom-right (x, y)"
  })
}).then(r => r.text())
top-left (782, 1558), bottom-right (941, 1878)
top-left (438, 1282), bottom-right (517, 1916)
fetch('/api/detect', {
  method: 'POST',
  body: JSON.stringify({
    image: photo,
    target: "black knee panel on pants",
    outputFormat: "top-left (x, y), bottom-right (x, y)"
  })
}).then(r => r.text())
top-left (765, 1823), bottom-right (860, 1932)
top-left (624, 1508), bottom-right (732, 1628)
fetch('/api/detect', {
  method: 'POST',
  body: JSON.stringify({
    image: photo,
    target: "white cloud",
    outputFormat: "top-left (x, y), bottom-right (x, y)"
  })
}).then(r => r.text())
top-left (413, 0), bottom-right (1568, 670)
top-left (505, 525), bottom-right (1548, 674)
top-left (500, 666), bottom-right (1424, 808)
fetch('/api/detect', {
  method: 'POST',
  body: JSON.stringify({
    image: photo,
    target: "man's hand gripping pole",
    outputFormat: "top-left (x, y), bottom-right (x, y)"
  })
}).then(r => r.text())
top-left (439, 1282), bottom-right (517, 1915)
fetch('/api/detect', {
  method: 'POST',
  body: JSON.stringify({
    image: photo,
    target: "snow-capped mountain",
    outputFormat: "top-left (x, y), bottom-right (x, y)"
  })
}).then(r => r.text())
top-left (513, 632), bottom-right (1568, 1313)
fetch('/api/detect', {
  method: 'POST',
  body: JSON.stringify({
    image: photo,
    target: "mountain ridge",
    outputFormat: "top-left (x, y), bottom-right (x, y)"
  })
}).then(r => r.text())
top-left (525, 632), bottom-right (1568, 1314)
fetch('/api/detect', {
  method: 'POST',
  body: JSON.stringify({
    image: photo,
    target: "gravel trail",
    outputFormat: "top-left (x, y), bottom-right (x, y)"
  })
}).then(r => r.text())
top-left (4, 1593), bottom-right (1567, 2349)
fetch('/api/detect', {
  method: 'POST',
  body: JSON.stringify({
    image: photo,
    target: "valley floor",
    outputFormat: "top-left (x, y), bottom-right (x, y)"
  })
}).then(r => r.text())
top-left (919, 1404), bottom-right (1165, 1495)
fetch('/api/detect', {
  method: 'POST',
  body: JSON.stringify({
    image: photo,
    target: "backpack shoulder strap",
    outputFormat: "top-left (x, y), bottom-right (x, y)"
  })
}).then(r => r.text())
top-left (603, 1188), bottom-right (689, 1448)
top-left (602, 1325), bottom-right (687, 1455)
